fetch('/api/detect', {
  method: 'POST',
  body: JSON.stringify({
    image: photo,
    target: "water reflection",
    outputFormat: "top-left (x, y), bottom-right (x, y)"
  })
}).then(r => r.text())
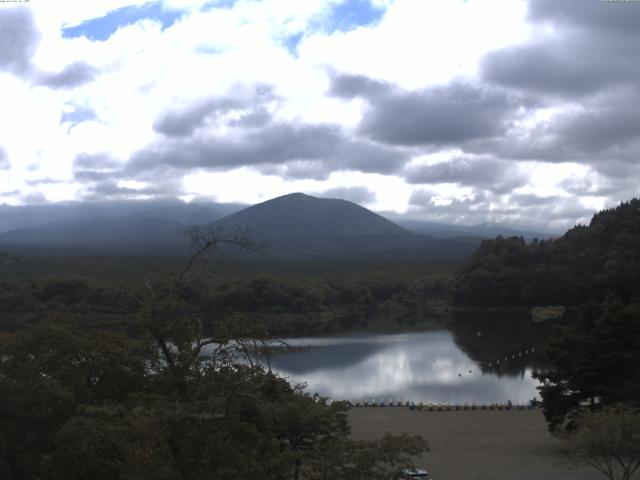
top-left (269, 331), bottom-right (541, 404)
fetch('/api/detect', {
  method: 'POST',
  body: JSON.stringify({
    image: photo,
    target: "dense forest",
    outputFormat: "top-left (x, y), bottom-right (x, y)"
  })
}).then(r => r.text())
top-left (451, 198), bottom-right (640, 307)
top-left (0, 230), bottom-right (429, 480)
top-left (449, 199), bottom-right (640, 433)
top-left (0, 253), bottom-right (453, 336)
top-left (3, 198), bottom-right (640, 476)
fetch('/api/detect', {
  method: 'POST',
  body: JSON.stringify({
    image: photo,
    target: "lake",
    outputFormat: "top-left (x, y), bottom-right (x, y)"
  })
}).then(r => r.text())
top-left (267, 328), bottom-right (545, 405)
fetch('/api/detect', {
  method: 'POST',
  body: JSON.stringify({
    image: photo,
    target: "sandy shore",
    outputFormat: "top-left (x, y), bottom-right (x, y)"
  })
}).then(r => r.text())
top-left (348, 407), bottom-right (601, 480)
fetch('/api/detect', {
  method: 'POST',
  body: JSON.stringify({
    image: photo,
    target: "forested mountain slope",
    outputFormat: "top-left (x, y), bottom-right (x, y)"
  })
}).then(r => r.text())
top-left (451, 199), bottom-right (640, 306)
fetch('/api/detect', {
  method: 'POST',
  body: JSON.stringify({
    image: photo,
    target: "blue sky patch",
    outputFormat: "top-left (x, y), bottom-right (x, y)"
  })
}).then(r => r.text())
top-left (62, 2), bottom-right (184, 41)
top-left (202, 0), bottom-right (238, 11)
top-left (283, 32), bottom-right (304, 57)
top-left (323, 0), bottom-right (385, 33)
top-left (60, 105), bottom-right (97, 129)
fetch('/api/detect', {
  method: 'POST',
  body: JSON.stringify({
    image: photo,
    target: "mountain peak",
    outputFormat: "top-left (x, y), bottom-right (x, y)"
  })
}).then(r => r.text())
top-left (213, 193), bottom-right (408, 239)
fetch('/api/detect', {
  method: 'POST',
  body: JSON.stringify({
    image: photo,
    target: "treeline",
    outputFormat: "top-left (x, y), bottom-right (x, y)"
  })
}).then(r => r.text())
top-left (451, 198), bottom-right (640, 307)
top-left (450, 199), bottom-right (640, 433)
top-left (0, 262), bottom-right (452, 335)
top-left (1, 231), bottom-right (428, 479)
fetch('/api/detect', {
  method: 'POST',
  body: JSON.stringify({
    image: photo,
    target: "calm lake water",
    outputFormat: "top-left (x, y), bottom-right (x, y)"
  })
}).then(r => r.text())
top-left (267, 329), bottom-right (544, 404)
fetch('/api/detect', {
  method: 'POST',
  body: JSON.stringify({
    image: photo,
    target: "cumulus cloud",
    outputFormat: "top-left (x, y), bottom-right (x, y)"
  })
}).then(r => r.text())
top-left (408, 190), bottom-right (492, 225)
top-left (0, 7), bottom-right (39, 74)
top-left (328, 73), bottom-right (389, 99)
top-left (465, 86), bottom-right (640, 168)
top-left (0, 146), bottom-right (10, 170)
top-left (127, 122), bottom-right (409, 179)
top-left (528, 0), bottom-right (640, 34)
top-left (0, 6), bottom-right (97, 89)
top-left (24, 177), bottom-right (63, 186)
top-left (360, 79), bottom-right (519, 146)
top-left (318, 186), bottom-right (377, 205)
top-left (553, 89), bottom-right (640, 157)
top-left (72, 153), bottom-right (123, 183)
top-left (152, 85), bottom-right (277, 137)
top-left (406, 188), bottom-right (594, 231)
top-left (74, 152), bottom-right (120, 170)
top-left (84, 179), bottom-right (180, 200)
top-left (404, 156), bottom-right (527, 194)
top-left (35, 61), bottom-right (98, 89)
top-left (154, 97), bottom-right (248, 137)
top-left (20, 191), bottom-right (48, 204)
top-left (3, 0), bottom-right (639, 229)
top-left (482, 0), bottom-right (640, 98)
top-left (268, 160), bottom-right (331, 181)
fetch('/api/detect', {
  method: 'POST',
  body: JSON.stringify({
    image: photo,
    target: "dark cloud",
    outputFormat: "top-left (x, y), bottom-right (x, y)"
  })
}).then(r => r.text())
top-left (86, 181), bottom-right (148, 198)
top-left (318, 186), bottom-right (377, 205)
top-left (329, 73), bottom-right (389, 99)
top-left (74, 152), bottom-right (120, 170)
top-left (20, 192), bottom-right (47, 204)
top-left (74, 170), bottom-right (117, 182)
top-left (480, 42), bottom-right (629, 98)
top-left (329, 74), bottom-right (527, 147)
top-left (0, 8), bottom-right (98, 89)
top-left (554, 92), bottom-right (640, 154)
top-left (473, 0), bottom-right (640, 184)
top-left (73, 153), bottom-right (122, 183)
top-left (153, 97), bottom-right (246, 137)
top-left (509, 193), bottom-right (557, 208)
top-left (0, 7), bottom-right (39, 74)
top-left (591, 159), bottom-right (640, 180)
top-left (465, 87), bottom-right (640, 166)
top-left (82, 179), bottom-right (182, 201)
top-left (481, 0), bottom-right (640, 98)
top-left (559, 164), bottom-right (640, 202)
top-left (228, 109), bottom-right (272, 128)
top-left (358, 82), bottom-right (522, 146)
top-left (0, 146), bottom-right (9, 170)
top-left (153, 85), bottom-right (276, 137)
top-left (408, 189), bottom-right (433, 207)
top-left (282, 161), bottom-right (330, 180)
top-left (404, 156), bottom-right (526, 194)
top-left (528, 0), bottom-right (640, 33)
top-left (128, 122), bottom-right (408, 179)
top-left (24, 177), bottom-right (62, 186)
top-left (507, 194), bottom-right (595, 225)
top-left (36, 61), bottom-right (98, 89)
top-left (258, 160), bottom-right (331, 181)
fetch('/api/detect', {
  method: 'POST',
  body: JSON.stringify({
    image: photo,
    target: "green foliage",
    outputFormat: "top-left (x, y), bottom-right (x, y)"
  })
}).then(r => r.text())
top-left (535, 299), bottom-right (640, 433)
top-left (452, 199), bottom-right (640, 306)
top-left (0, 233), bottom-right (428, 479)
top-left (0, 260), bottom-right (454, 336)
top-left (449, 199), bottom-right (640, 436)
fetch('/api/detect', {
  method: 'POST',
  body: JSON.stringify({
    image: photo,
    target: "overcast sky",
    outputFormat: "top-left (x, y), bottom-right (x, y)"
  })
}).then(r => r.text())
top-left (0, 0), bottom-right (639, 230)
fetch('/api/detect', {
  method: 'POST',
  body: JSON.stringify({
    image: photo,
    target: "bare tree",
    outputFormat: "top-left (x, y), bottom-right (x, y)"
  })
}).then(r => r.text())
top-left (563, 406), bottom-right (640, 480)
top-left (121, 225), bottom-right (267, 397)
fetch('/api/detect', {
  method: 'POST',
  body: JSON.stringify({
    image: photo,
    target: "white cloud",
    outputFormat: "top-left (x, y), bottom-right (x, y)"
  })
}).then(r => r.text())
top-left (0, 0), bottom-right (635, 229)
top-left (300, 0), bottom-right (529, 89)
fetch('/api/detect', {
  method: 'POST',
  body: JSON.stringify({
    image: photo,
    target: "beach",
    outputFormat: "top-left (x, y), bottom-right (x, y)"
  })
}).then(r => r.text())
top-left (348, 407), bottom-right (601, 480)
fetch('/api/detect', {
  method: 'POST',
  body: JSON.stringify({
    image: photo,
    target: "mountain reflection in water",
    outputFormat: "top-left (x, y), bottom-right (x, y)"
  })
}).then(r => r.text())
top-left (268, 331), bottom-right (542, 404)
